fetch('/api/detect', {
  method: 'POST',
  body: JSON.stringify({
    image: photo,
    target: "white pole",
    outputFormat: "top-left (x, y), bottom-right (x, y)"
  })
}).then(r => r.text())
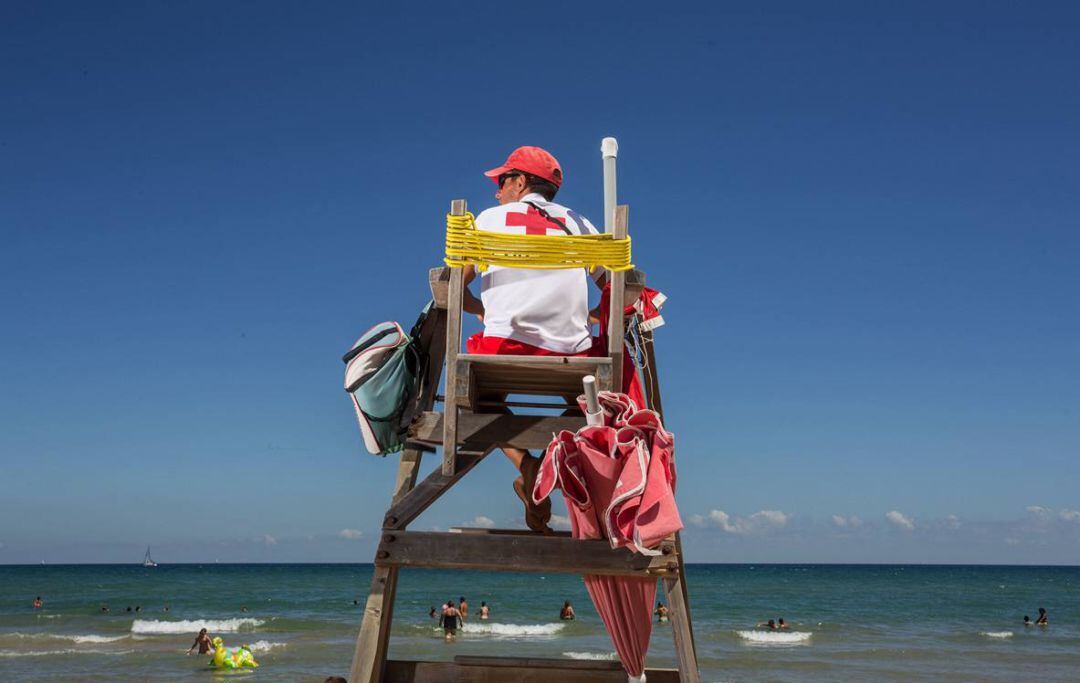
top-left (601, 137), bottom-right (619, 233)
top-left (582, 375), bottom-right (603, 426)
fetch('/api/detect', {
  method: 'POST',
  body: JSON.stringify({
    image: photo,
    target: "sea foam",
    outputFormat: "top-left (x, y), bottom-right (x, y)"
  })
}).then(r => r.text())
top-left (131, 618), bottom-right (264, 635)
top-left (458, 622), bottom-right (566, 637)
top-left (980, 631), bottom-right (1014, 639)
top-left (736, 630), bottom-right (812, 645)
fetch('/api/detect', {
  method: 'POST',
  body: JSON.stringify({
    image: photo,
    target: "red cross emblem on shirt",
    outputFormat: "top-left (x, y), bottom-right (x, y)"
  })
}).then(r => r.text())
top-left (505, 206), bottom-right (566, 235)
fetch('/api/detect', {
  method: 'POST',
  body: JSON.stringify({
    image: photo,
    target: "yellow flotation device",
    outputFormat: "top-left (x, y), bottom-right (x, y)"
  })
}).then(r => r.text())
top-left (210, 636), bottom-right (259, 669)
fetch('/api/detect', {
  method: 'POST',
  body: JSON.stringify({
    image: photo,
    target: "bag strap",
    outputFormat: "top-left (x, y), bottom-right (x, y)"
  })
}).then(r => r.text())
top-left (523, 201), bottom-right (573, 235)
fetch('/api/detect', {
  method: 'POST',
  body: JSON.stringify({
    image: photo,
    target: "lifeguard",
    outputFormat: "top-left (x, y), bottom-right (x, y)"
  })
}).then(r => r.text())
top-left (459, 145), bottom-right (643, 532)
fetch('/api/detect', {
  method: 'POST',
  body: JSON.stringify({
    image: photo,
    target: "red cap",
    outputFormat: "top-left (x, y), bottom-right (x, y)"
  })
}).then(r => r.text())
top-left (484, 146), bottom-right (563, 187)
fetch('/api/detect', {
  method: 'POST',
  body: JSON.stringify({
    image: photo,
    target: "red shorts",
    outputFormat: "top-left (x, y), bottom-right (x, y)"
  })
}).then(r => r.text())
top-left (466, 333), bottom-right (646, 408)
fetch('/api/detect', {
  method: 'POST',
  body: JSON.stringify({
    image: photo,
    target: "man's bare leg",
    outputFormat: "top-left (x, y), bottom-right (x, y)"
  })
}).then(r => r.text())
top-left (502, 446), bottom-right (552, 534)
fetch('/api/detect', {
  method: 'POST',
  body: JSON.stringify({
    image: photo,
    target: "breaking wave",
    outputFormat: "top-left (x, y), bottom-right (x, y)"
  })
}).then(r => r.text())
top-left (55, 634), bottom-right (127, 644)
top-left (4, 633), bottom-right (126, 645)
top-left (736, 630), bottom-right (812, 645)
top-left (459, 622), bottom-right (566, 637)
top-left (563, 651), bottom-right (618, 660)
top-left (131, 618), bottom-right (265, 635)
top-left (980, 631), bottom-right (1013, 639)
top-left (0, 649), bottom-right (133, 658)
top-left (246, 640), bottom-right (287, 653)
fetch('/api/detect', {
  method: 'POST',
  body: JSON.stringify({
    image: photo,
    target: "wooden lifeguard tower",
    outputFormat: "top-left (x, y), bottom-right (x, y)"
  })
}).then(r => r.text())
top-left (348, 144), bottom-right (699, 683)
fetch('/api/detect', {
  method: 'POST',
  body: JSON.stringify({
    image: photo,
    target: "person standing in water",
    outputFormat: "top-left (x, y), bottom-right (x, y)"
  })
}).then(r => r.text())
top-left (440, 601), bottom-right (461, 641)
top-left (32, 596), bottom-right (43, 609)
top-left (459, 596), bottom-right (469, 622)
top-left (1036, 607), bottom-right (1048, 625)
top-left (479, 601), bottom-right (490, 620)
top-left (560, 601), bottom-right (575, 620)
top-left (187, 628), bottom-right (214, 655)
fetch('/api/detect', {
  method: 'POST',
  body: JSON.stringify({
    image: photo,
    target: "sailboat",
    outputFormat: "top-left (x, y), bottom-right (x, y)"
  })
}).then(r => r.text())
top-left (142, 546), bottom-right (158, 568)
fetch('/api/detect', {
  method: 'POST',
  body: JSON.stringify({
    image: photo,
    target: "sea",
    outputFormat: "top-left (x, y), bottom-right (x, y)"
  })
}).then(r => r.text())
top-left (1, 564), bottom-right (1077, 682)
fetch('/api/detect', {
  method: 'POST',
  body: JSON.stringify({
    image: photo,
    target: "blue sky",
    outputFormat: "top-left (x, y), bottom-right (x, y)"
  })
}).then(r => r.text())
top-left (1, 1), bottom-right (1077, 564)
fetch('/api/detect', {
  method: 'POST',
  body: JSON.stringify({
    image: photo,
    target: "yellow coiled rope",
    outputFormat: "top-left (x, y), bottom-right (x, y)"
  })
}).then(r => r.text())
top-left (444, 212), bottom-right (632, 272)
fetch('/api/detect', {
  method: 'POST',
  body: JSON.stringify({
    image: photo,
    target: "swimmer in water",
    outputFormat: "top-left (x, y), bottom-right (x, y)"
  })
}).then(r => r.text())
top-left (655, 602), bottom-right (669, 623)
top-left (757, 619), bottom-right (777, 630)
top-left (560, 601), bottom-right (575, 620)
top-left (1023, 615), bottom-right (1032, 626)
top-left (778, 618), bottom-right (790, 630)
top-left (186, 628), bottom-right (214, 655)
top-left (1036, 607), bottom-right (1048, 626)
top-left (479, 601), bottom-right (490, 620)
top-left (32, 596), bottom-right (43, 609)
top-left (429, 606), bottom-right (438, 618)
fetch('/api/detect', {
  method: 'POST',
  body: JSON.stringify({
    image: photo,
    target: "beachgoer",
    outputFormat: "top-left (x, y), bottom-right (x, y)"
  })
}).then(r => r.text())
top-left (100, 605), bottom-right (109, 613)
top-left (560, 601), bottom-right (576, 620)
top-left (459, 597), bottom-right (469, 622)
top-left (479, 601), bottom-right (490, 620)
top-left (778, 618), bottom-right (790, 630)
top-left (1036, 607), bottom-right (1048, 626)
top-left (1023, 615), bottom-right (1032, 626)
top-left (655, 602), bottom-right (669, 623)
top-left (125, 606), bottom-right (132, 612)
top-left (353, 599), bottom-right (359, 606)
top-left (241, 606), bottom-right (248, 613)
top-left (462, 146), bottom-right (645, 533)
top-left (757, 619), bottom-right (777, 630)
top-left (32, 596), bottom-right (43, 609)
top-left (187, 628), bottom-right (214, 655)
top-left (325, 678), bottom-right (348, 683)
top-left (135, 605), bottom-right (141, 612)
top-left (440, 601), bottom-right (461, 641)
top-left (163, 605), bottom-right (170, 612)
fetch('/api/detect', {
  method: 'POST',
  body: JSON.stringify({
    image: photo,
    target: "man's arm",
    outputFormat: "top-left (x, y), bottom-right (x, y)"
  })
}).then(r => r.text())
top-left (461, 265), bottom-right (484, 319)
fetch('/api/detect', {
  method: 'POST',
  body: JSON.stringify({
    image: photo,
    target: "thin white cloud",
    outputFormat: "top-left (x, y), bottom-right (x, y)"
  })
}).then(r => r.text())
top-left (1026, 505), bottom-right (1051, 518)
top-left (262, 534), bottom-right (278, 546)
top-left (466, 515), bottom-right (495, 529)
top-left (1058, 509), bottom-right (1080, 523)
top-left (831, 514), bottom-right (862, 529)
top-left (885, 510), bottom-right (915, 531)
top-left (338, 529), bottom-right (364, 540)
top-left (700, 509), bottom-right (790, 535)
top-left (550, 514), bottom-right (572, 531)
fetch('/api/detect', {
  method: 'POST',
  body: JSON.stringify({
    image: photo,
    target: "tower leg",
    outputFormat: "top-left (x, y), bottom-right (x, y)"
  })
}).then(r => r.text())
top-left (663, 573), bottom-right (700, 683)
top-left (349, 566), bottom-right (400, 683)
top-left (349, 448), bottom-right (425, 682)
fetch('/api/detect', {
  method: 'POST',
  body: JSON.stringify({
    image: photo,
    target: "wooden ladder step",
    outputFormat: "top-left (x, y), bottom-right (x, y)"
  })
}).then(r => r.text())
top-left (384, 658), bottom-right (680, 683)
top-left (374, 530), bottom-right (679, 577)
top-left (410, 412), bottom-right (585, 451)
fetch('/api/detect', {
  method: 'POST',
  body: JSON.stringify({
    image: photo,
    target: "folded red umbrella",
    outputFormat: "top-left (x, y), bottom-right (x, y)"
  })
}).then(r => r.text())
top-left (533, 391), bottom-right (682, 682)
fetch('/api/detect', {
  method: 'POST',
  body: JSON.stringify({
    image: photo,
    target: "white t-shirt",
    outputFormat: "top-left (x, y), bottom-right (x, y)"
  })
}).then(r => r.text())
top-left (474, 193), bottom-right (600, 354)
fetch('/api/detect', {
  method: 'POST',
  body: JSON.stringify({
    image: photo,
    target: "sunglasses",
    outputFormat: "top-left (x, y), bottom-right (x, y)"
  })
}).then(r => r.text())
top-left (497, 172), bottom-right (524, 188)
